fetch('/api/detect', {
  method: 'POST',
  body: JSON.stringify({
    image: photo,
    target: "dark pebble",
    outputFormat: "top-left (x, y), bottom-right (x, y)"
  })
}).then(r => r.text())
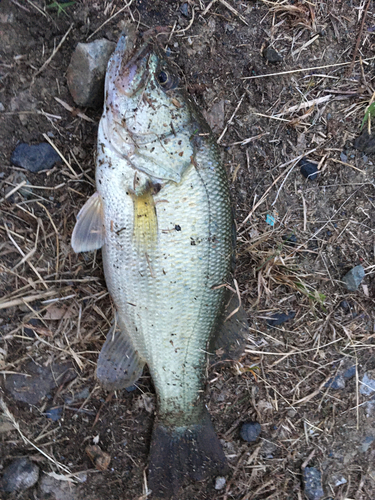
top-left (11, 143), bottom-right (61, 173)
top-left (264, 46), bottom-right (283, 63)
top-left (267, 311), bottom-right (295, 327)
top-left (343, 365), bottom-right (356, 379)
top-left (282, 233), bottom-right (297, 245)
top-left (24, 317), bottom-right (42, 338)
top-left (354, 129), bottom-right (375, 154)
top-left (4, 360), bottom-right (76, 405)
top-left (303, 467), bottom-right (324, 500)
top-left (339, 300), bottom-right (351, 314)
top-left (125, 385), bottom-right (137, 392)
top-left (240, 421), bottom-right (261, 442)
top-left (45, 406), bottom-right (63, 421)
top-left (326, 230), bottom-right (332, 237)
top-left (0, 458), bottom-right (39, 493)
top-left (299, 158), bottom-right (318, 180)
top-left (180, 2), bottom-right (189, 16)
top-left (325, 374), bottom-right (345, 390)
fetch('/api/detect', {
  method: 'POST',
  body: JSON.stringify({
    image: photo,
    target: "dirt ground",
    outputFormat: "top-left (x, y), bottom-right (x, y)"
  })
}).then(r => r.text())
top-left (1, 0), bottom-right (375, 499)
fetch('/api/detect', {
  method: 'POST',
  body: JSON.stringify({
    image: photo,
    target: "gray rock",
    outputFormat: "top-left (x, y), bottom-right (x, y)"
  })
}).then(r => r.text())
top-left (67, 39), bottom-right (116, 108)
top-left (39, 473), bottom-right (77, 500)
top-left (0, 102), bottom-right (5, 112)
top-left (11, 143), bottom-right (61, 173)
top-left (354, 129), bottom-right (375, 154)
top-left (361, 436), bottom-right (374, 453)
top-left (3, 360), bottom-right (76, 405)
top-left (264, 46), bottom-right (283, 63)
top-left (343, 365), bottom-right (356, 379)
top-left (214, 476), bottom-right (226, 490)
top-left (361, 372), bottom-right (375, 396)
top-left (340, 151), bottom-right (348, 162)
top-left (303, 467), bottom-right (324, 500)
top-left (342, 265), bottom-right (365, 291)
top-left (240, 421), bottom-right (261, 442)
top-left (330, 473), bottom-right (347, 487)
top-left (0, 458), bottom-right (39, 493)
top-left (325, 374), bottom-right (345, 390)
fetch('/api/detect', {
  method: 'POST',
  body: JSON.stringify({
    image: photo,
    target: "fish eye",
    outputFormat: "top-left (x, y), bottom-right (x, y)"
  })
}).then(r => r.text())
top-left (157, 71), bottom-right (169, 86)
top-left (156, 69), bottom-right (178, 90)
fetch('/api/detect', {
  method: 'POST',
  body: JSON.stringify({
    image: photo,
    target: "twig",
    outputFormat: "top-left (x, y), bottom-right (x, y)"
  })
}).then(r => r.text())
top-left (217, 92), bottom-right (246, 143)
top-left (87, 0), bottom-right (134, 41)
top-left (346, 0), bottom-right (371, 76)
top-left (32, 24), bottom-right (73, 79)
top-left (243, 56), bottom-right (375, 80)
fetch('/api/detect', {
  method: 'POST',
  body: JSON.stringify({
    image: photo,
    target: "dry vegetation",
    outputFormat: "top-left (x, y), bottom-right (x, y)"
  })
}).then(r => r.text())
top-left (1, 0), bottom-right (375, 499)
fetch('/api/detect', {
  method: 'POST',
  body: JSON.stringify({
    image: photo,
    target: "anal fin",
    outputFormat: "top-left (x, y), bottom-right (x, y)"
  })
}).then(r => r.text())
top-left (96, 320), bottom-right (145, 391)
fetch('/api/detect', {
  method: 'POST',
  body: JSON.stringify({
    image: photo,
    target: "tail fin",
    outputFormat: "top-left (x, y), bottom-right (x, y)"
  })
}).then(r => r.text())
top-left (148, 409), bottom-right (228, 499)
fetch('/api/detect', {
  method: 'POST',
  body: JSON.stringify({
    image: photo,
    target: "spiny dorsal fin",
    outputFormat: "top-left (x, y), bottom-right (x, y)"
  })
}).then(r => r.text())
top-left (71, 192), bottom-right (105, 253)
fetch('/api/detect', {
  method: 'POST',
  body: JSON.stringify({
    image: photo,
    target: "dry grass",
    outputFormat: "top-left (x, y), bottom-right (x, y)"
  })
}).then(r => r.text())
top-left (1, 0), bottom-right (375, 499)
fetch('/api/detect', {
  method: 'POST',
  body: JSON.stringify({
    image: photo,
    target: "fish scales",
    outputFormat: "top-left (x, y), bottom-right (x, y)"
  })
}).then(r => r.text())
top-left (72, 26), bottom-right (237, 498)
top-left (98, 139), bottom-right (232, 419)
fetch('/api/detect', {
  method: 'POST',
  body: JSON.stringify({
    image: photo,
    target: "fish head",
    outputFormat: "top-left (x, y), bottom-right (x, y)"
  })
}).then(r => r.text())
top-left (99, 28), bottom-right (203, 184)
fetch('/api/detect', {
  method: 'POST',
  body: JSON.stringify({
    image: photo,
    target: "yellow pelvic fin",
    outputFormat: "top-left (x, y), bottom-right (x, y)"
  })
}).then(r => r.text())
top-left (131, 188), bottom-right (157, 252)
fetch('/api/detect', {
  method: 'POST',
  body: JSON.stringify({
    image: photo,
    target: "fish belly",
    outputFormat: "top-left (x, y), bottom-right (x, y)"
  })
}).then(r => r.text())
top-left (98, 143), bottom-right (232, 423)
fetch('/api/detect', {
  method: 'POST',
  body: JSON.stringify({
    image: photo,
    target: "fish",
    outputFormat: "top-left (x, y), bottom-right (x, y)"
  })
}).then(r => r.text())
top-left (71, 25), bottom-right (247, 498)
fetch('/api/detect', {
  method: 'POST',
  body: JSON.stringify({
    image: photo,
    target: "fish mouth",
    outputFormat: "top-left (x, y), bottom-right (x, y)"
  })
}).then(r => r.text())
top-left (111, 29), bottom-right (152, 98)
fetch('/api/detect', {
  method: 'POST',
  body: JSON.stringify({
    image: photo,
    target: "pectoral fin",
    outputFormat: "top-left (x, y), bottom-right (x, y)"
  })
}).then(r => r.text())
top-left (96, 319), bottom-right (145, 391)
top-left (131, 188), bottom-right (157, 253)
top-left (71, 192), bottom-right (105, 253)
top-left (209, 288), bottom-right (249, 362)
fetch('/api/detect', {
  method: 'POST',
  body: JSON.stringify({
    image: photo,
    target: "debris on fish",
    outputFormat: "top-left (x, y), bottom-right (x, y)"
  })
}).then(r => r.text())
top-left (72, 24), bottom-right (247, 498)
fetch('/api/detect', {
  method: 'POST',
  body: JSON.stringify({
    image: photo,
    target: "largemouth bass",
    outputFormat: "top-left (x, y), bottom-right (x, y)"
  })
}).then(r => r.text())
top-left (72, 26), bottom-right (243, 498)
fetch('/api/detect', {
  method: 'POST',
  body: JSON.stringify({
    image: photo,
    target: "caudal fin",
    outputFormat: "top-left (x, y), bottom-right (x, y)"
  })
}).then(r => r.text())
top-left (148, 409), bottom-right (228, 499)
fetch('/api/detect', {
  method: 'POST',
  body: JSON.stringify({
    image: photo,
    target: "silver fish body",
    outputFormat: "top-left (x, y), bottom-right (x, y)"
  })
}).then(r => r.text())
top-left (72, 27), bottom-right (234, 498)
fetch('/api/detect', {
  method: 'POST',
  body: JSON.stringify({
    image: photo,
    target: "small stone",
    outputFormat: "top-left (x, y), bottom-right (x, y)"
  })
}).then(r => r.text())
top-left (267, 311), bottom-right (295, 327)
top-left (0, 102), bottom-right (5, 112)
top-left (39, 473), bottom-right (77, 500)
top-left (360, 371), bottom-right (375, 396)
top-left (343, 365), bottom-right (356, 379)
top-left (180, 2), bottom-right (189, 16)
top-left (330, 473), bottom-right (347, 487)
top-left (340, 151), bottom-right (348, 162)
top-left (299, 158), bottom-right (318, 180)
top-left (303, 467), bottom-right (324, 500)
top-left (67, 39), bottom-right (116, 108)
top-left (342, 265), bottom-right (365, 291)
top-left (11, 143), bottom-right (61, 173)
top-left (264, 46), bottom-right (283, 63)
top-left (214, 476), bottom-right (226, 490)
top-left (339, 300), bottom-right (352, 314)
top-left (325, 375), bottom-right (345, 390)
top-left (0, 414), bottom-right (14, 434)
top-left (45, 406), bottom-right (63, 421)
top-left (3, 360), bottom-right (76, 405)
top-left (0, 458), bottom-right (39, 493)
top-left (240, 421), bottom-right (261, 442)
top-left (361, 436), bottom-right (374, 453)
top-left (354, 129), bottom-right (375, 154)
top-left (283, 233), bottom-right (297, 245)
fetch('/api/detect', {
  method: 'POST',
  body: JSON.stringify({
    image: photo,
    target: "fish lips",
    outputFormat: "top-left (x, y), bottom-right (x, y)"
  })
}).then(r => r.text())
top-left (109, 29), bottom-right (152, 98)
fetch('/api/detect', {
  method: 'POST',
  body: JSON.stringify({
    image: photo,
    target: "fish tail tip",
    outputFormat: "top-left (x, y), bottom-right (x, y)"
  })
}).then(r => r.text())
top-left (148, 411), bottom-right (228, 499)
